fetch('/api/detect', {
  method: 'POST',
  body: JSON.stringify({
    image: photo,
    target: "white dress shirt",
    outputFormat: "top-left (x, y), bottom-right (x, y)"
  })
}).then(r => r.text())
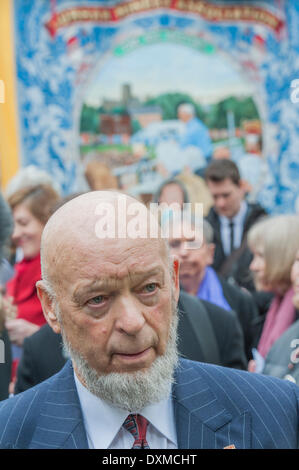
top-left (219, 200), bottom-right (248, 256)
top-left (74, 373), bottom-right (178, 449)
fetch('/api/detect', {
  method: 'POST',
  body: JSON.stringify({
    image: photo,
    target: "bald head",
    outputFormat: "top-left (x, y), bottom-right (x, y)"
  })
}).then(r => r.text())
top-left (40, 191), bottom-right (167, 291)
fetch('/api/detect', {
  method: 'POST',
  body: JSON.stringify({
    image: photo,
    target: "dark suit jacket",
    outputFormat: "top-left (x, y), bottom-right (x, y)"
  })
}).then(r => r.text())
top-left (14, 323), bottom-right (66, 394)
top-left (15, 292), bottom-right (247, 394)
top-left (178, 291), bottom-right (247, 369)
top-left (2, 359), bottom-right (299, 448)
top-left (0, 329), bottom-right (12, 401)
top-left (218, 277), bottom-right (258, 361)
top-left (206, 202), bottom-right (267, 291)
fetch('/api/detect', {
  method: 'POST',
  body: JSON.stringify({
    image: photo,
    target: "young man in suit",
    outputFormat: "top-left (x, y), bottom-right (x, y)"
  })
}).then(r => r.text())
top-left (0, 191), bottom-right (298, 449)
top-left (205, 159), bottom-right (267, 291)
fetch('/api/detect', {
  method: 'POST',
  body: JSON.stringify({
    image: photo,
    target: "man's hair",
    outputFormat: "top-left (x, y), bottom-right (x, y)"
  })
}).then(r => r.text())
top-left (5, 165), bottom-right (61, 198)
top-left (161, 210), bottom-right (214, 244)
top-left (177, 102), bottom-right (195, 117)
top-left (8, 184), bottom-right (60, 225)
top-left (154, 178), bottom-right (189, 204)
top-left (205, 159), bottom-right (241, 186)
top-left (247, 214), bottom-right (299, 287)
top-left (178, 213), bottom-right (214, 244)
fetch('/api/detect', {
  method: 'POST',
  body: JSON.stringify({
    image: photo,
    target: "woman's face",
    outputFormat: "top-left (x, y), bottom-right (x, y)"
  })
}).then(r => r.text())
top-left (249, 246), bottom-right (270, 291)
top-left (12, 203), bottom-right (44, 260)
top-left (250, 245), bottom-right (290, 295)
top-left (291, 250), bottom-right (299, 309)
top-left (159, 183), bottom-right (184, 208)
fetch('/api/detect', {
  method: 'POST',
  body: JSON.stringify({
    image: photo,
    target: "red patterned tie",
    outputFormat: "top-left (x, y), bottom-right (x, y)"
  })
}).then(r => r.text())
top-left (123, 414), bottom-right (150, 449)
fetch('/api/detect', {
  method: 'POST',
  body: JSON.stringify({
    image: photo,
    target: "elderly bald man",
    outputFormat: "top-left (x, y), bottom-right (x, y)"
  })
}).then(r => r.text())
top-left (0, 191), bottom-right (299, 449)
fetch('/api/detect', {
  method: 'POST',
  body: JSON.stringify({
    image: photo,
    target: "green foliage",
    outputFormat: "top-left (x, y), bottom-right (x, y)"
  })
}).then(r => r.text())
top-left (144, 92), bottom-right (205, 121)
top-left (80, 94), bottom-right (259, 134)
top-left (142, 92), bottom-right (259, 128)
top-left (80, 104), bottom-right (100, 134)
top-left (131, 119), bottom-right (142, 134)
top-left (111, 106), bottom-right (127, 114)
top-left (205, 96), bottom-right (259, 129)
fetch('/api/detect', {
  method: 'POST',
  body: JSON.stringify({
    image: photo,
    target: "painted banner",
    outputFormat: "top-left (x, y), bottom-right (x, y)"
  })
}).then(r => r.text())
top-left (6, 0), bottom-right (299, 213)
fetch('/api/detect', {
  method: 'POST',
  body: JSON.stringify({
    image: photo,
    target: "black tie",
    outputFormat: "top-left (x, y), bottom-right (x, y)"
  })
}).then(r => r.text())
top-left (229, 220), bottom-right (234, 254)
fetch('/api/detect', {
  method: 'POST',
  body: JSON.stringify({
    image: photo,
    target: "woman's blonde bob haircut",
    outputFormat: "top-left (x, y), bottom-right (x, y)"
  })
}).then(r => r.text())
top-left (247, 214), bottom-right (299, 288)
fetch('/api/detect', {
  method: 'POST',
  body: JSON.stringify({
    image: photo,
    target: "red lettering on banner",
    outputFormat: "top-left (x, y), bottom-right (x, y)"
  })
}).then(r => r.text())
top-left (44, 0), bottom-right (284, 38)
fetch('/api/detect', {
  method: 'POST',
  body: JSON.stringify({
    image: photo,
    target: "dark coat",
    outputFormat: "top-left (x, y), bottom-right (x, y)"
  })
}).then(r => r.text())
top-left (14, 323), bottom-right (66, 394)
top-left (206, 202), bottom-right (267, 291)
top-left (15, 291), bottom-right (247, 393)
top-left (0, 328), bottom-right (12, 401)
top-left (219, 276), bottom-right (258, 361)
top-left (262, 313), bottom-right (299, 383)
top-left (178, 292), bottom-right (247, 369)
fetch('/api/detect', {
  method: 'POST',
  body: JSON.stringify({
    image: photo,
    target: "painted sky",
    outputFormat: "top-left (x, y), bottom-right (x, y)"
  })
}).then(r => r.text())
top-left (84, 42), bottom-right (254, 107)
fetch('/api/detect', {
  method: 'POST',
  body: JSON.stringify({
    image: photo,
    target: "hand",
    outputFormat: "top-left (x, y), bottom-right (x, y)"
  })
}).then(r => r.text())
top-left (9, 380), bottom-right (15, 396)
top-left (0, 295), bottom-right (17, 320)
top-left (5, 318), bottom-right (40, 346)
top-left (248, 359), bottom-right (256, 373)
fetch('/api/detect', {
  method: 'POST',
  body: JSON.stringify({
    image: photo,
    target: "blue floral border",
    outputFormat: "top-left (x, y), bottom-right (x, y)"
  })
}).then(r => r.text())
top-left (14, 0), bottom-right (299, 213)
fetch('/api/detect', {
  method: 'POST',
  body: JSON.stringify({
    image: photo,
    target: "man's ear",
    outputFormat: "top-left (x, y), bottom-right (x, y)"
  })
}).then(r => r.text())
top-left (36, 281), bottom-right (61, 334)
top-left (239, 179), bottom-right (250, 194)
top-left (171, 255), bottom-right (180, 302)
top-left (206, 243), bottom-right (215, 266)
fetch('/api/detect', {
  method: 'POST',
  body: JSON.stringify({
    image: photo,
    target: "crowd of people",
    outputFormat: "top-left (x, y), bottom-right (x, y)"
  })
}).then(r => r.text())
top-left (0, 156), bottom-right (299, 449)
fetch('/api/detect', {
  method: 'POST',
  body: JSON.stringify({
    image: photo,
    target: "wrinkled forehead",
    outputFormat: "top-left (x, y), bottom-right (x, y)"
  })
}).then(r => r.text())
top-left (43, 228), bottom-right (169, 285)
top-left (58, 237), bottom-right (169, 295)
top-left (73, 246), bottom-right (169, 296)
top-left (41, 192), bottom-right (169, 281)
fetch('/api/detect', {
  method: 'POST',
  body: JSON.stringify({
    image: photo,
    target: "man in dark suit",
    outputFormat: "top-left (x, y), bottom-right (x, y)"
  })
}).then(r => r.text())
top-left (167, 215), bottom-right (257, 361)
top-left (0, 191), bottom-right (298, 449)
top-left (205, 159), bottom-right (267, 291)
top-left (14, 291), bottom-right (246, 394)
top-left (177, 292), bottom-right (247, 368)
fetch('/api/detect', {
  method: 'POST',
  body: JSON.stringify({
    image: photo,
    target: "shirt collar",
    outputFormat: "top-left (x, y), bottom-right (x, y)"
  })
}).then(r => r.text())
top-left (74, 371), bottom-right (176, 448)
top-left (219, 200), bottom-right (247, 225)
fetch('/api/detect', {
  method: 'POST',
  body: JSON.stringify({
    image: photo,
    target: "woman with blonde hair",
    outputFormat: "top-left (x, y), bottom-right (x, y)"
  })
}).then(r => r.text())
top-left (248, 214), bottom-right (299, 360)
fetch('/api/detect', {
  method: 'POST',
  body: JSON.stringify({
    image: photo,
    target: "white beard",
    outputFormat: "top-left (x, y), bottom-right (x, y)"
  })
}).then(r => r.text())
top-left (58, 297), bottom-right (179, 412)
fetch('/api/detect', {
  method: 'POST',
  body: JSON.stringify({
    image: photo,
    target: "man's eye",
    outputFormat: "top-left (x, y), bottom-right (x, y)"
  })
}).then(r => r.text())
top-left (18, 220), bottom-right (28, 227)
top-left (88, 295), bottom-right (106, 305)
top-left (143, 283), bottom-right (157, 293)
top-left (169, 240), bottom-right (181, 249)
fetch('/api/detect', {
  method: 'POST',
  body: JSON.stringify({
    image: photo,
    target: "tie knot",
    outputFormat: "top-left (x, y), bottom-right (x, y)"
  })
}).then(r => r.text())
top-left (123, 414), bottom-right (150, 449)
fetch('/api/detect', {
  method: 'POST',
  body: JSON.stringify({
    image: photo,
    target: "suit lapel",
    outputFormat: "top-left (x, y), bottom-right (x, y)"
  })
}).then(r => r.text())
top-left (173, 361), bottom-right (251, 449)
top-left (30, 362), bottom-right (88, 449)
top-left (30, 358), bottom-right (251, 449)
